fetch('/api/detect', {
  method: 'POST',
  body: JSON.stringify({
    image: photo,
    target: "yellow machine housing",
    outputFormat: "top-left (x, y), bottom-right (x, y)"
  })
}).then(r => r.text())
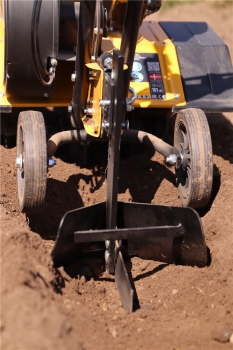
top-left (0, 17), bottom-right (185, 112)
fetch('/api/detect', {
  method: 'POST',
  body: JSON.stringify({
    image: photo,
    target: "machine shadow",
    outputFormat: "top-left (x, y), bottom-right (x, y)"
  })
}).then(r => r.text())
top-left (27, 177), bottom-right (84, 240)
top-left (207, 112), bottom-right (233, 164)
top-left (119, 147), bottom-right (176, 204)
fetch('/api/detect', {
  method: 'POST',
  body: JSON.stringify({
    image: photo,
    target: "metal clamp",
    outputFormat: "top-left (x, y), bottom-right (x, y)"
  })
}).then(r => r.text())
top-left (126, 87), bottom-right (137, 105)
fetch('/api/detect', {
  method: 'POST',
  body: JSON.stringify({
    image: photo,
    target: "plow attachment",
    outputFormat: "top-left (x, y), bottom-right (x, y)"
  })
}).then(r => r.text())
top-left (50, 5), bottom-right (208, 313)
top-left (51, 201), bottom-right (207, 312)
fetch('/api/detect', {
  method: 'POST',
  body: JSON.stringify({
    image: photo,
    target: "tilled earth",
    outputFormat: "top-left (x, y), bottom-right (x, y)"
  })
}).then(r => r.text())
top-left (1, 2), bottom-right (233, 350)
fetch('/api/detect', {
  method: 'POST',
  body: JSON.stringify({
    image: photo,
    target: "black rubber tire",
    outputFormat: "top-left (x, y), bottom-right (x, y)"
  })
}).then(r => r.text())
top-left (16, 111), bottom-right (47, 213)
top-left (174, 108), bottom-right (213, 208)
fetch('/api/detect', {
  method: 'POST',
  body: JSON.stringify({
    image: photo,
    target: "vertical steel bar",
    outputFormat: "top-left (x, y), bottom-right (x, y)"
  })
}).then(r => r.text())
top-left (106, 49), bottom-right (124, 273)
top-left (120, 0), bottom-right (144, 98)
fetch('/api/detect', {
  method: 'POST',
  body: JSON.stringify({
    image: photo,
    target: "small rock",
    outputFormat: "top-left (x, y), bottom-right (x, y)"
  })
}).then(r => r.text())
top-left (213, 326), bottom-right (231, 343)
top-left (172, 289), bottom-right (178, 295)
top-left (109, 327), bottom-right (117, 338)
top-left (102, 302), bottom-right (108, 311)
top-left (137, 328), bottom-right (143, 332)
top-left (143, 304), bottom-right (155, 310)
top-left (139, 261), bottom-right (150, 272)
top-left (80, 275), bottom-right (86, 283)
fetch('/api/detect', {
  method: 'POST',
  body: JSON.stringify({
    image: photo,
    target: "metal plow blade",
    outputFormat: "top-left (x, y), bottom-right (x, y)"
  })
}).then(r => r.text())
top-left (115, 250), bottom-right (134, 313)
top-left (51, 201), bottom-right (207, 312)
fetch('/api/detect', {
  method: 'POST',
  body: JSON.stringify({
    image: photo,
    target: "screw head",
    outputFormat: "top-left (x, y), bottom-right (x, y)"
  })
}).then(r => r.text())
top-left (68, 105), bottom-right (73, 113)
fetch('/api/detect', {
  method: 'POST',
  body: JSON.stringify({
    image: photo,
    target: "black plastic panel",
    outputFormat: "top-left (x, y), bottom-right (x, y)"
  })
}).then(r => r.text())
top-left (160, 22), bottom-right (233, 112)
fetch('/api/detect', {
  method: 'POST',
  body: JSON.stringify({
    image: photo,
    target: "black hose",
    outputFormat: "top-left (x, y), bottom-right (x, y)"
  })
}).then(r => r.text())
top-left (31, 0), bottom-right (54, 86)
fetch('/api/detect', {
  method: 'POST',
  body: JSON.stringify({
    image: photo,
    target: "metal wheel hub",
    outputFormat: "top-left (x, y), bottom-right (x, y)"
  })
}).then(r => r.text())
top-left (180, 148), bottom-right (190, 169)
top-left (16, 154), bottom-right (24, 171)
top-left (177, 127), bottom-right (191, 170)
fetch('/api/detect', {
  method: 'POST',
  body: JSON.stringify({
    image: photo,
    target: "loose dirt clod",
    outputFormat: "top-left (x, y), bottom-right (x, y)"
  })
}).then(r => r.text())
top-left (213, 326), bottom-right (232, 343)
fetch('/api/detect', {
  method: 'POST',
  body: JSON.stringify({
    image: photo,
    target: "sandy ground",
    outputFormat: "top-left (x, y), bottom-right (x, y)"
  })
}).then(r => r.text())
top-left (1, 2), bottom-right (233, 349)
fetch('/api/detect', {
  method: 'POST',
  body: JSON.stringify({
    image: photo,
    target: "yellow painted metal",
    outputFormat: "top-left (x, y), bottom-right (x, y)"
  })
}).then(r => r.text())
top-left (1, 15), bottom-right (186, 111)
top-left (82, 63), bottom-right (104, 137)
top-left (0, 16), bottom-right (12, 109)
top-left (112, 21), bottom-right (186, 108)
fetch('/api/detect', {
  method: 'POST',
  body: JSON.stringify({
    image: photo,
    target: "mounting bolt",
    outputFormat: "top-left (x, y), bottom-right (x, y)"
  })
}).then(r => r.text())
top-left (48, 159), bottom-right (57, 168)
top-left (174, 94), bottom-right (180, 99)
top-left (84, 108), bottom-right (93, 115)
top-left (50, 58), bottom-right (57, 67)
top-left (71, 73), bottom-right (76, 82)
top-left (127, 105), bottom-right (135, 112)
top-left (68, 105), bottom-right (73, 113)
top-left (102, 121), bottom-right (109, 130)
top-left (166, 154), bottom-right (177, 165)
top-left (99, 100), bottom-right (111, 107)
